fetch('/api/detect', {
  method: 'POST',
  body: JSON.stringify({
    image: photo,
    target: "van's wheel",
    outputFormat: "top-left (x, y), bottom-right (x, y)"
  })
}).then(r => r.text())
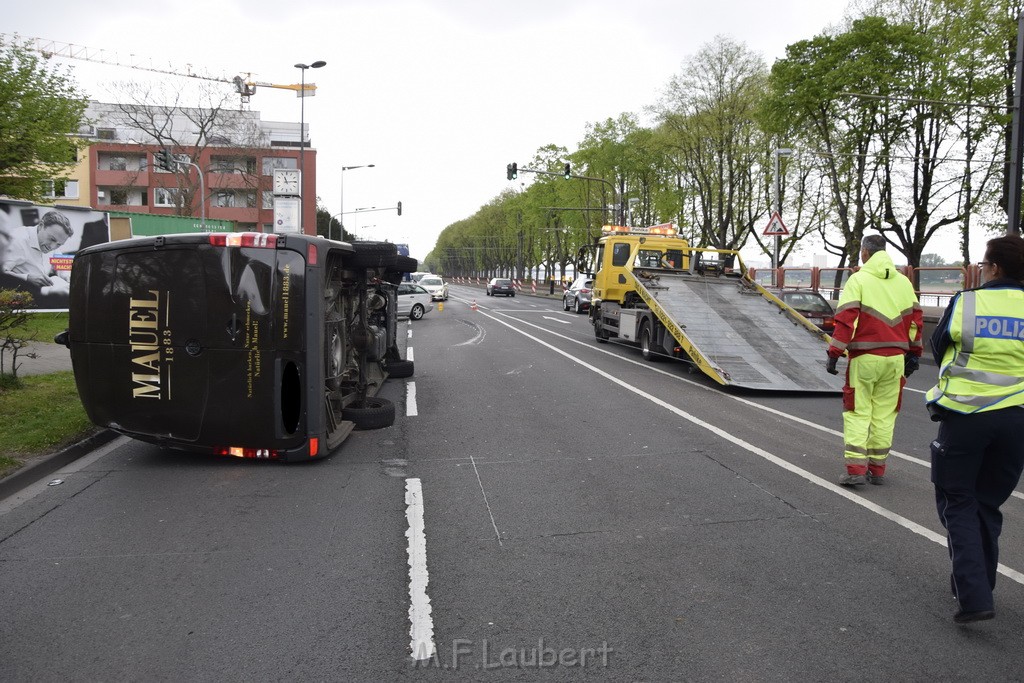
top-left (388, 359), bottom-right (415, 379)
top-left (349, 241), bottom-right (398, 269)
top-left (410, 304), bottom-right (425, 320)
top-left (640, 322), bottom-right (660, 362)
top-left (346, 397), bottom-right (396, 430)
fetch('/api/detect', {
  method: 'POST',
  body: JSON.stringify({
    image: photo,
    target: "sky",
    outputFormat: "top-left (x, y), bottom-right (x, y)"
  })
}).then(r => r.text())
top-left (6, 0), bottom-right (858, 262)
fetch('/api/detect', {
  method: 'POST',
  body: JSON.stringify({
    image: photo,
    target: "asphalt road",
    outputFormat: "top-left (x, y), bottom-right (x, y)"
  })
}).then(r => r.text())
top-left (2, 283), bottom-right (1023, 681)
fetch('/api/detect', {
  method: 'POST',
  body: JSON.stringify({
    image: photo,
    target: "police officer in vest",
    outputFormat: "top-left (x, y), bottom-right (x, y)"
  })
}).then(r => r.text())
top-left (927, 234), bottom-right (1024, 624)
top-left (827, 234), bottom-right (923, 486)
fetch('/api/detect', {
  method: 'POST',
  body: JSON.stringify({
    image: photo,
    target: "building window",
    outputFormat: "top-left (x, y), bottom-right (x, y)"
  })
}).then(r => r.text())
top-left (215, 191), bottom-right (234, 208)
top-left (242, 191), bottom-right (257, 208)
top-left (154, 187), bottom-right (179, 207)
top-left (262, 156), bottom-right (297, 175)
top-left (108, 156), bottom-right (127, 171)
top-left (261, 191), bottom-right (274, 209)
top-left (110, 188), bottom-right (129, 205)
top-left (262, 223), bottom-right (274, 233)
top-left (96, 128), bottom-right (116, 140)
top-left (48, 179), bottom-right (81, 199)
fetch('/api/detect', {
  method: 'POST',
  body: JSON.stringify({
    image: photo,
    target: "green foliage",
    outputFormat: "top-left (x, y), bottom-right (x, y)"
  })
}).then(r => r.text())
top-left (0, 37), bottom-right (89, 202)
top-left (0, 371), bottom-right (93, 456)
top-left (0, 289), bottom-right (38, 378)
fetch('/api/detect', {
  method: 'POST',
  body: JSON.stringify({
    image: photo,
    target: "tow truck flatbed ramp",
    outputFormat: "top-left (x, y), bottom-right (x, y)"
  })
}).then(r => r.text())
top-left (634, 271), bottom-right (846, 392)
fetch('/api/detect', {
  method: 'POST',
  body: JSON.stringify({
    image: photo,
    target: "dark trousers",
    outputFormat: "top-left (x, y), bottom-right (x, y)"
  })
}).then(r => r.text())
top-left (931, 407), bottom-right (1024, 612)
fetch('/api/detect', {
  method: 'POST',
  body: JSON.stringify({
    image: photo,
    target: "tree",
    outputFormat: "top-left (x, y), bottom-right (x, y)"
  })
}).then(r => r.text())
top-left (654, 36), bottom-right (770, 251)
top-left (106, 80), bottom-right (265, 220)
top-left (762, 17), bottom-right (926, 271)
top-left (0, 37), bottom-right (89, 202)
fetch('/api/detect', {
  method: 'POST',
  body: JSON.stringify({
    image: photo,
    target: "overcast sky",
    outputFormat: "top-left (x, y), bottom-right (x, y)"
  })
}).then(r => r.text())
top-left (8, 0), bottom-right (856, 261)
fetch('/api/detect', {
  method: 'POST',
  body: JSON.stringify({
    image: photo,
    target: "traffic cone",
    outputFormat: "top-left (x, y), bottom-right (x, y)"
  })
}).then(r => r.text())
top-left (471, 299), bottom-right (478, 311)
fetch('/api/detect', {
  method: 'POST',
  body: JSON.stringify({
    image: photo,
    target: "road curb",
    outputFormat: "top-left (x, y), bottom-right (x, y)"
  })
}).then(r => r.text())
top-left (0, 429), bottom-right (120, 501)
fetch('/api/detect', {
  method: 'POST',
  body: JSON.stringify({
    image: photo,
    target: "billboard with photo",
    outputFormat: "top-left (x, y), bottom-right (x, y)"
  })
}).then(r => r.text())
top-left (0, 200), bottom-right (110, 311)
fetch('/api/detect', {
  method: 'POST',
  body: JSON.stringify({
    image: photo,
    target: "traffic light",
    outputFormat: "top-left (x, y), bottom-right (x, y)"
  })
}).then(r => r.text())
top-left (397, 201), bottom-right (402, 216)
top-left (506, 162), bottom-right (518, 180)
top-left (155, 148), bottom-right (174, 172)
top-left (564, 163), bottom-right (571, 179)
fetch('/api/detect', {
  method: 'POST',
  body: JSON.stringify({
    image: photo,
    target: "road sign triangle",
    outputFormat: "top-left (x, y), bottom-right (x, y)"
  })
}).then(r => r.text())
top-left (762, 211), bottom-right (789, 236)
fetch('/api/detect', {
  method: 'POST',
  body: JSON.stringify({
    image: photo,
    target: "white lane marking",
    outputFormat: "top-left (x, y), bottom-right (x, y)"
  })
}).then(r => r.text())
top-left (405, 478), bottom-right (435, 660)
top-left (0, 436), bottom-right (131, 515)
top-left (542, 316), bottom-right (572, 325)
top-left (407, 347), bottom-right (415, 362)
top-left (407, 381), bottom-right (418, 417)
top-left (479, 310), bottom-right (1024, 587)
top-left (408, 328), bottom-right (413, 339)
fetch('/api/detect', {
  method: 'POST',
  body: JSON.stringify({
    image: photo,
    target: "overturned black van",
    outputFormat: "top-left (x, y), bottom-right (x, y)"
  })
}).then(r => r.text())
top-left (58, 233), bottom-right (416, 462)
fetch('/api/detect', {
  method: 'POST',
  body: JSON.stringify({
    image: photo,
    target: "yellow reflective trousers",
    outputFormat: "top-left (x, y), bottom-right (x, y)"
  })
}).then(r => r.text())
top-left (842, 354), bottom-right (906, 476)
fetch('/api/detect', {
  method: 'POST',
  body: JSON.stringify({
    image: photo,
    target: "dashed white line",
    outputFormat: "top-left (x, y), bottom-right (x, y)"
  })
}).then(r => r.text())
top-left (407, 347), bottom-right (415, 362)
top-left (407, 381), bottom-right (418, 417)
top-left (404, 478), bottom-right (435, 660)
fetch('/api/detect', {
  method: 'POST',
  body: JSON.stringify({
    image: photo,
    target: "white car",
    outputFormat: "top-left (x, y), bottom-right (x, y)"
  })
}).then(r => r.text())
top-left (418, 275), bottom-right (449, 301)
top-left (396, 282), bottom-right (433, 320)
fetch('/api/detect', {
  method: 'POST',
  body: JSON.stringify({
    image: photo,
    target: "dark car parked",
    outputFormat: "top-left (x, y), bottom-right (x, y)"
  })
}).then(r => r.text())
top-left (486, 277), bottom-right (516, 296)
top-left (562, 275), bottom-right (593, 313)
top-left (58, 233), bottom-right (416, 462)
top-left (768, 288), bottom-right (836, 333)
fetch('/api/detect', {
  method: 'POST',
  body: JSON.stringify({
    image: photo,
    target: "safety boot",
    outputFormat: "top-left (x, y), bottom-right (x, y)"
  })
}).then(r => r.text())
top-left (838, 473), bottom-right (867, 487)
top-left (868, 473), bottom-right (884, 485)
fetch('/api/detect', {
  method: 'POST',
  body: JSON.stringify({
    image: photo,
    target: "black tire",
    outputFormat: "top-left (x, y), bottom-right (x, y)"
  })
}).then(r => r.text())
top-left (388, 359), bottom-right (415, 379)
top-left (573, 298), bottom-right (582, 314)
top-left (640, 322), bottom-right (660, 362)
top-left (346, 397), bottom-right (396, 430)
top-left (410, 304), bottom-right (425, 320)
top-left (593, 307), bottom-right (609, 343)
top-left (349, 241), bottom-right (398, 269)
top-left (391, 255), bottom-right (418, 276)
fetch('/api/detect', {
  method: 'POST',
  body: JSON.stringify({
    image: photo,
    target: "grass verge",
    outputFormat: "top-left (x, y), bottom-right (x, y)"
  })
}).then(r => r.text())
top-left (0, 372), bottom-right (95, 479)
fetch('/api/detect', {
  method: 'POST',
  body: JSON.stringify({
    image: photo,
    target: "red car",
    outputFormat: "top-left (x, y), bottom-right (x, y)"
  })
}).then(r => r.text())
top-left (769, 289), bottom-right (836, 333)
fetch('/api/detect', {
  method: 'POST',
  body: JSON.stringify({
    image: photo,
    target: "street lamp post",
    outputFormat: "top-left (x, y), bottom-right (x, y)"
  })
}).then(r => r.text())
top-left (295, 60), bottom-right (326, 233)
top-left (773, 148), bottom-right (794, 286)
top-left (338, 164), bottom-right (375, 240)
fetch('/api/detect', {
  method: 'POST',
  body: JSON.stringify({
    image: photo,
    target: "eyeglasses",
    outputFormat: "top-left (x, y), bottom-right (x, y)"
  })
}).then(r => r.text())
top-left (978, 261), bottom-right (992, 268)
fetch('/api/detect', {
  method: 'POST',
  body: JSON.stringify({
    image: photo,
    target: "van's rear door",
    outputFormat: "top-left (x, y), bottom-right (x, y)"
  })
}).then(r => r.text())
top-left (69, 236), bottom-right (306, 446)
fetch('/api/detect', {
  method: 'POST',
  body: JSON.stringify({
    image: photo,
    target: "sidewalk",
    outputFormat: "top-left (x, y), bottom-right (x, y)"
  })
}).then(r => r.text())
top-left (9, 342), bottom-right (74, 376)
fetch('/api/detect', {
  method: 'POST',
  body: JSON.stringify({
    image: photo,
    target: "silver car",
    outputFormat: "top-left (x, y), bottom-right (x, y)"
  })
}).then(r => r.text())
top-left (418, 275), bottom-right (449, 301)
top-left (396, 282), bottom-right (434, 320)
top-left (562, 275), bottom-right (593, 313)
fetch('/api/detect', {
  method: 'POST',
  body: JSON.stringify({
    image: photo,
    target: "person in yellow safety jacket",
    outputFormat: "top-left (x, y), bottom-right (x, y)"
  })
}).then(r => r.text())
top-left (826, 234), bottom-right (923, 487)
top-left (925, 234), bottom-right (1024, 624)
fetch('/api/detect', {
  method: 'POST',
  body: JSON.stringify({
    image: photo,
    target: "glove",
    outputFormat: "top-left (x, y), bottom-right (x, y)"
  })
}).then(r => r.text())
top-left (904, 354), bottom-right (919, 378)
top-left (826, 356), bottom-right (839, 375)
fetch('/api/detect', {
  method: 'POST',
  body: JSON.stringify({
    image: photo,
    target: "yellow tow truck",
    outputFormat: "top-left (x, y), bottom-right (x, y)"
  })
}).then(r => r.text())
top-left (588, 224), bottom-right (844, 392)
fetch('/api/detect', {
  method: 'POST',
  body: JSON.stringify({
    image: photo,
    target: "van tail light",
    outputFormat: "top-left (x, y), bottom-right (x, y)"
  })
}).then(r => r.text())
top-left (216, 446), bottom-right (279, 460)
top-left (309, 438), bottom-right (319, 457)
top-left (209, 233), bottom-right (278, 248)
top-left (307, 244), bottom-right (318, 265)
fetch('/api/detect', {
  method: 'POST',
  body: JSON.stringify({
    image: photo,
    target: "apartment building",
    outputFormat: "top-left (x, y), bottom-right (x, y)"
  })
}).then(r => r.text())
top-left (60, 102), bottom-right (317, 233)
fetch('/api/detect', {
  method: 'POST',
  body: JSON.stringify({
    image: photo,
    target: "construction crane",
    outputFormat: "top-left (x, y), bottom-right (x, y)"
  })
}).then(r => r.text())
top-left (3, 34), bottom-right (317, 106)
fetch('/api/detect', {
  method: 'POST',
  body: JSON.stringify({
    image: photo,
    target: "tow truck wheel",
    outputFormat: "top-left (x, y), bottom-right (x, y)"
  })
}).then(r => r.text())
top-left (593, 307), bottom-right (609, 343)
top-left (640, 322), bottom-right (660, 362)
top-left (346, 397), bottom-right (396, 430)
